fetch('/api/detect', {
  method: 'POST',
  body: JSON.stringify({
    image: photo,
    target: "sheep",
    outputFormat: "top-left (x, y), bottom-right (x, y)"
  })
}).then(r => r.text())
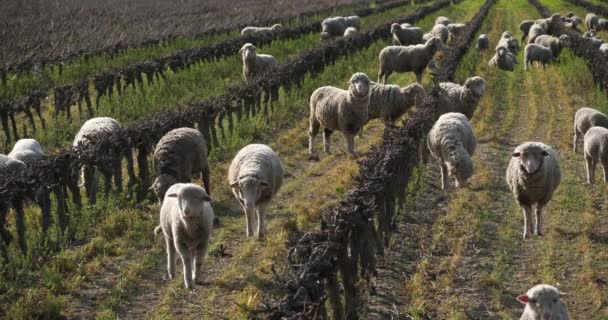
top-left (344, 27), bottom-right (358, 37)
top-left (377, 37), bottom-right (445, 84)
top-left (598, 18), bottom-right (608, 31)
top-left (435, 16), bottom-right (451, 26)
top-left (572, 107), bottom-right (608, 152)
top-left (309, 72), bottom-right (371, 155)
top-left (586, 13), bottom-right (599, 31)
top-left (528, 23), bottom-right (546, 44)
top-left (366, 82), bottom-right (425, 125)
top-left (228, 144), bottom-right (283, 239)
top-left (436, 76), bottom-right (486, 119)
top-left (391, 23), bottom-right (423, 46)
top-left (517, 284), bottom-right (570, 320)
top-left (489, 46), bottom-right (517, 71)
top-left (344, 16), bottom-right (361, 29)
top-left (152, 128), bottom-right (210, 203)
top-left (534, 34), bottom-right (571, 60)
top-left (476, 34), bottom-right (489, 51)
top-left (156, 183), bottom-right (213, 289)
top-left (523, 44), bottom-right (553, 70)
top-left (239, 43), bottom-right (277, 83)
top-left (506, 142), bottom-right (561, 239)
top-left (583, 31), bottom-right (604, 48)
top-left (430, 23), bottom-right (449, 45)
top-left (496, 33), bottom-right (520, 53)
top-left (583, 126), bottom-right (608, 184)
top-left (601, 43), bottom-right (608, 54)
top-left (447, 23), bottom-right (467, 41)
top-left (520, 20), bottom-right (535, 44)
top-left (320, 16), bottom-right (346, 40)
top-left (427, 112), bottom-right (477, 190)
top-left (240, 24), bottom-right (282, 35)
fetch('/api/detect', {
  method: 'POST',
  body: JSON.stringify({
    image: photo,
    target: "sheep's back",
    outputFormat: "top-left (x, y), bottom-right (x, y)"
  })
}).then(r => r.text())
top-left (73, 117), bottom-right (121, 146)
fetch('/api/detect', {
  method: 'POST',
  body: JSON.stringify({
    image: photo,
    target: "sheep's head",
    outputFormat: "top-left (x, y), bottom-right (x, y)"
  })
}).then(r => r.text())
top-left (511, 143), bottom-right (550, 175)
top-left (239, 43), bottom-right (256, 61)
top-left (427, 36), bottom-right (445, 51)
top-left (390, 23), bottom-right (402, 34)
top-left (465, 76), bottom-right (486, 97)
top-left (271, 24), bottom-right (283, 31)
top-left (446, 143), bottom-right (473, 188)
top-left (347, 72), bottom-right (371, 98)
top-left (152, 173), bottom-right (179, 202)
top-left (558, 34), bottom-right (571, 47)
top-left (166, 184), bottom-right (211, 220)
top-left (497, 46), bottom-right (508, 57)
top-left (517, 284), bottom-right (567, 320)
top-left (230, 176), bottom-right (269, 211)
top-left (501, 31), bottom-right (512, 39)
top-left (403, 83), bottom-right (425, 106)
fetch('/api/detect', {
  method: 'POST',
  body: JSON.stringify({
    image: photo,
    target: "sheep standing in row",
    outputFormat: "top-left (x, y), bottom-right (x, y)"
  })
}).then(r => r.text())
top-left (528, 23), bottom-right (546, 44)
top-left (377, 37), bottom-right (444, 84)
top-left (344, 27), bottom-right (358, 37)
top-left (366, 82), bottom-right (425, 125)
top-left (586, 13), bottom-right (599, 31)
top-left (520, 20), bottom-right (535, 44)
top-left (240, 43), bottom-right (277, 83)
top-left (152, 128), bottom-right (210, 203)
top-left (240, 24), bottom-right (282, 35)
top-left (583, 126), bottom-right (608, 184)
top-left (156, 183), bottom-right (213, 289)
top-left (524, 44), bottom-right (553, 70)
top-left (506, 142), bottom-right (561, 239)
top-left (228, 144), bottom-right (283, 239)
top-left (573, 107), bottom-right (608, 152)
top-left (436, 76), bottom-right (486, 119)
top-left (427, 113), bottom-right (477, 190)
top-left (517, 284), bottom-right (570, 320)
top-left (391, 23), bottom-right (423, 46)
top-left (534, 34), bottom-right (571, 60)
top-left (476, 34), bottom-right (489, 51)
top-left (309, 72), bottom-right (371, 155)
top-left (489, 46), bottom-right (517, 71)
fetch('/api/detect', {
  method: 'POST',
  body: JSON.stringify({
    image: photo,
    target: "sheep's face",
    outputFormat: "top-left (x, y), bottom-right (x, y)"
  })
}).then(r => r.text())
top-left (240, 44), bottom-right (256, 61)
top-left (348, 73), bottom-right (371, 98)
top-left (231, 177), bottom-right (269, 211)
top-left (465, 76), bottom-right (486, 97)
top-left (447, 153), bottom-right (473, 188)
top-left (517, 285), bottom-right (566, 320)
top-left (559, 35), bottom-right (572, 47)
top-left (167, 186), bottom-right (211, 221)
top-left (512, 146), bottom-right (549, 175)
top-left (497, 46), bottom-right (507, 57)
top-left (153, 174), bottom-right (178, 202)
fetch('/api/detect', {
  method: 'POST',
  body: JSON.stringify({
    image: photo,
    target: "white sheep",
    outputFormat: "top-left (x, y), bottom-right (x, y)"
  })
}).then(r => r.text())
top-left (476, 34), bottom-right (489, 51)
top-left (519, 20), bottom-right (535, 44)
top-left (228, 144), bottom-right (283, 239)
top-left (586, 13), bottom-right (599, 31)
top-left (528, 23), bottom-right (546, 44)
top-left (344, 27), bottom-right (358, 37)
top-left (309, 72), bottom-right (371, 155)
top-left (377, 37), bottom-right (445, 84)
top-left (506, 142), bottom-right (561, 239)
top-left (598, 18), bottom-right (608, 31)
top-left (489, 46), bottom-right (517, 71)
top-left (391, 23), bottom-right (423, 46)
top-left (427, 113), bottom-right (477, 190)
top-left (534, 34), bottom-right (571, 60)
top-left (320, 16), bottom-right (347, 40)
top-left (240, 24), bottom-right (282, 35)
top-left (447, 23), bottom-right (467, 41)
top-left (583, 126), bottom-right (608, 184)
top-left (524, 44), bottom-right (553, 70)
top-left (367, 82), bottom-right (425, 125)
top-left (156, 183), bottom-right (213, 289)
top-left (436, 76), bottom-right (486, 119)
top-left (573, 107), bottom-right (608, 152)
top-left (239, 43), bottom-right (277, 83)
top-left (152, 127), bottom-right (210, 203)
top-left (435, 16), bottom-right (451, 26)
top-left (517, 284), bottom-right (570, 320)
top-left (8, 139), bottom-right (45, 165)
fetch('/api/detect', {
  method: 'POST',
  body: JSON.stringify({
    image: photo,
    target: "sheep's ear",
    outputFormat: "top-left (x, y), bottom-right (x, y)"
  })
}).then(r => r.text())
top-left (512, 152), bottom-right (521, 157)
top-left (166, 193), bottom-right (178, 198)
top-left (516, 295), bottom-right (530, 304)
top-left (541, 150), bottom-right (549, 156)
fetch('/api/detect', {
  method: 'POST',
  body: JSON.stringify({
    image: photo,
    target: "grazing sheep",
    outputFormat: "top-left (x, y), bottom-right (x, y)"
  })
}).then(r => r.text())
top-left (240, 24), bottom-right (282, 35)
top-left (528, 23), bottom-right (546, 44)
top-left (447, 23), bottom-right (467, 41)
top-left (435, 16), bottom-right (451, 26)
top-left (524, 44), bottom-right (553, 70)
top-left (320, 16), bottom-right (346, 39)
top-left (506, 142), bottom-right (561, 239)
top-left (489, 46), bottom-right (517, 71)
top-left (239, 43), bottom-right (277, 83)
top-left (157, 183), bottom-right (213, 289)
top-left (391, 23), bottom-right (423, 46)
top-left (583, 126), bottom-right (608, 184)
top-left (586, 13), bottom-right (599, 31)
top-left (436, 76), bottom-right (486, 119)
top-left (573, 107), bottom-right (608, 152)
top-left (152, 128), bottom-right (210, 203)
top-left (520, 20), bottom-right (535, 44)
top-left (344, 16), bottom-right (361, 29)
top-left (367, 82), bottom-right (425, 125)
top-left (377, 37), bottom-right (445, 84)
top-left (344, 27), bottom-right (358, 37)
top-left (309, 73), bottom-right (371, 155)
top-left (476, 34), bottom-right (489, 51)
top-left (517, 284), bottom-right (570, 320)
top-left (427, 113), bottom-right (477, 190)
top-left (228, 144), bottom-right (283, 239)
top-left (534, 34), bottom-right (571, 60)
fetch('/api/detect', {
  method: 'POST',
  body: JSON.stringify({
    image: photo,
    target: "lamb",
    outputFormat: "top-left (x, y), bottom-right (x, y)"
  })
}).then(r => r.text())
top-left (435, 16), bottom-right (451, 26)
top-left (583, 126), bottom-right (608, 184)
top-left (391, 23), bottom-right (423, 46)
top-left (506, 142), bottom-right (561, 239)
top-left (344, 16), bottom-right (361, 29)
top-left (517, 284), bottom-right (570, 320)
top-left (377, 37), bottom-right (445, 84)
top-left (447, 23), bottom-right (467, 41)
top-left (519, 20), bottom-right (535, 44)
top-left (476, 34), bottom-right (489, 51)
top-left (240, 24), bottom-right (282, 35)
top-left (534, 34), bottom-right (571, 60)
top-left (152, 128), bottom-right (210, 203)
top-left (343, 27), bottom-right (358, 37)
top-left (527, 23), bottom-right (546, 44)
top-left (586, 13), bottom-right (599, 31)
top-left (228, 144), bottom-right (283, 239)
top-left (436, 76), bottom-right (486, 119)
top-left (489, 46), bottom-right (517, 71)
top-left (572, 107), bottom-right (608, 152)
top-left (366, 82), bottom-right (425, 125)
top-left (427, 112), bottom-right (477, 190)
top-left (320, 16), bottom-right (346, 39)
top-left (309, 72), bottom-right (371, 155)
top-left (523, 44), bottom-right (553, 70)
top-left (239, 43), bottom-right (277, 83)
top-left (156, 183), bottom-right (213, 289)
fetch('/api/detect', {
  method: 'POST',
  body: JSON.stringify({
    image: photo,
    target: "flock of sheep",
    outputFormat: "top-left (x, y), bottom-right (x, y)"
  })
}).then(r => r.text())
top-left (2, 8), bottom-right (608, 318)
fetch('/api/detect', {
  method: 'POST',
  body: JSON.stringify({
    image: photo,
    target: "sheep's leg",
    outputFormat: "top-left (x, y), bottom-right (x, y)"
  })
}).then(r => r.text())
top-left (522, 204), bottom-right (533, 239)
top-left (243, 205), bottom-right (255, 237)
top-left (324, 128), bottom-right (333, 154)
top-left (377, 69), bottom-right (384, 84)
top-left (113, 158), bottom-right (123, 193)
top-left (102, 170), bottom-right (113, 197)
top-left (344, 133), bottom-right (355, 155)
top-left (602, 159), bottom-right (608, 183)
top-left (415, 72), bottom-right (422, 84)
top-left (308, 117), bottom-right (320, 155)
top-left (256, 205), bottom-right (266, 240)
top-left (165, 236), bottom-right (176, 280)
top-left (585, 153), bottom-right (596, 184)
top-left (440, 163), bottom-right (449, 190)
top-left (84, 166), bottom-right (97, 205)
top-left (175, 241), bottom-right (193, 288)
top-left (193, 241), bottom-right (209, 285)
top-left (534, 205), bottom-right (544, 236)
top-left (573, 129), bottom-right (579, 153)
top-left (520, 33), bottom-right (527, 45)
